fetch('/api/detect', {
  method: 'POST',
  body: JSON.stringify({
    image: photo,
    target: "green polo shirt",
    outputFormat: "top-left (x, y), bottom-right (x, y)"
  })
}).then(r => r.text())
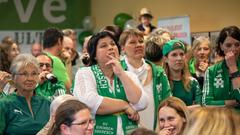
top-left (45, 52), bottom-right (70, 84)
top-left (0, 93), bottom-right (50, 135)
top-left (35, 80), bottom-right (66, 101)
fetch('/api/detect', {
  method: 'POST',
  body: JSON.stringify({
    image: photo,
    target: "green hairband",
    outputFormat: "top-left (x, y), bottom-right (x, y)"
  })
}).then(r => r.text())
top-left (162, 39), bottom-right (186, 56)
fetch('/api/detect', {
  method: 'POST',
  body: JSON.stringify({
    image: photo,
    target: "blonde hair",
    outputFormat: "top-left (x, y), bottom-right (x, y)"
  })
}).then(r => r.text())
top-left (156, 97), bottom-right (189, 133)
top-left (187, 36), bottom-right (211, 62)
top-left (183, 107), bottom-right (240, 135)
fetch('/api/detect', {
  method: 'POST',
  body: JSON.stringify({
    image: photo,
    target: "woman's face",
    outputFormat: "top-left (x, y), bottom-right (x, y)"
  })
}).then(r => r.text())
top-left (95, 36), bottom-right (119, 65)
top-left (165, 49), bottom-right (185, 72)
top-left (220, 36), bottom-right (240, 57)
top-left (65, 109), bottom-right (94, 135)
top-left (194, 41), bottom-right (211, 62)
top-left (122, 35), bottom-right (145, 60)
top-left (158, 106), bottom-right (186, 135)
top-left (8, 43), bottom-right (20, 61)
top-left (13, 64), bottom-right (39, 92)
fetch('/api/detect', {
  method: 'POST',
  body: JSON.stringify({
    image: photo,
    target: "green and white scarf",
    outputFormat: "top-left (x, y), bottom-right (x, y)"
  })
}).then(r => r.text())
top-left (91, 64), bottom-right (138, 135)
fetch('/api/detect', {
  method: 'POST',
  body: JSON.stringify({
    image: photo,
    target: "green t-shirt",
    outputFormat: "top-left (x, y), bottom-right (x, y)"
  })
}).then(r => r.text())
top-left (172, 78), bottom-right (202, 106)
top-left (35, 80), bottom-right (66, 101)
top-left (45, 52), bottom-right (70, 84)
top-left (0, 93), bottom-right (50, 135)
top-left (202, 59), bottom-right (240, 110)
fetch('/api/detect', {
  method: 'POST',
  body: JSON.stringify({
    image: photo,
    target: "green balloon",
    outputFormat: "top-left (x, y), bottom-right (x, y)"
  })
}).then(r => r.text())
top-left (113, 13), bottom-right (133, 30)
top-left (78, 31), bottom-right (93, 46)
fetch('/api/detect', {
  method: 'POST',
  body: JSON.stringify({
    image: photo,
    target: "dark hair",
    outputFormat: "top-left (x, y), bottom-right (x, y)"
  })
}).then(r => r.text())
top-left (100, 25), bottom-right (123, 41)
top-left (43, 27), bottom-right (64, 49)
top-left (216, 26), bottom-right (240, 56)
top-left (145, 41), bottom-right (163, 62)
top-left (130, 128), bottom-right (157, 135)
top-left (47, 100), bottom-right (89, 135)
top-left (87, 31), bottom-right (120, 66)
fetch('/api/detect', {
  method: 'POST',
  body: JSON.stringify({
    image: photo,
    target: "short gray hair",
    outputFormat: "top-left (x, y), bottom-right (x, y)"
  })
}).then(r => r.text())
top-left (10, 53), bottom-right (39, 75)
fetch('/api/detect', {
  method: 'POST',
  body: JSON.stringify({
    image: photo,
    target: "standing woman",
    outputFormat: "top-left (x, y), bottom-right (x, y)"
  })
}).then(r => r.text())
top-left (0, 54), bottom-right (50, 135)
top-left (0, 38), bottom-right (20, 97)
top-left (202, 26), bottom-right (240, 109)
top-left (73, 31), bottom-right (148, 135)
top-left (162, 39), bottom-right (202, 108)
top-left (119, 29), bottom-right (171, 130)
top-left (187, 36), bottom-right (212, 89)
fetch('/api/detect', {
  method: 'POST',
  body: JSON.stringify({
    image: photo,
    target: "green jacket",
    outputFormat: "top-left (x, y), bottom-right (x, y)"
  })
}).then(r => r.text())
top-left (121, 59), bottom-right (171, 129)
top-left (0, 93), bottom-right (50, 135)
top-left (202, 59), bottom-right (240, 109)
top-left (35, 80), bottom-right (66, 101)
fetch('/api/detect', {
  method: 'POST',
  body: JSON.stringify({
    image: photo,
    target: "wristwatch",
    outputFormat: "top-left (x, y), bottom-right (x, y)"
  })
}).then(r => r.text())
top-left (230, 71), bottom-right (240, 79)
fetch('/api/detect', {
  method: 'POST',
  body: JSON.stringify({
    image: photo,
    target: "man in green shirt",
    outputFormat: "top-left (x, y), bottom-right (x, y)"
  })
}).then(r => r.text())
top-left (36, 53), bottom-right (66, 101)
top-left (43, 28), bottom-right (72, 93)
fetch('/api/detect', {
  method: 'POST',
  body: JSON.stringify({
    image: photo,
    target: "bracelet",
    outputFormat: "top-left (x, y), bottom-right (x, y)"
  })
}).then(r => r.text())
top-left (230, 71), bottom-right (240, 79)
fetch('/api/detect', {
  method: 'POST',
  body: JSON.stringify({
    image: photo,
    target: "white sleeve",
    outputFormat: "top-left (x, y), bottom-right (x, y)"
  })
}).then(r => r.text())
top-left (73, 67), bottom-right (103, 115)
top-left (125, 71), bottom-right (148, 111)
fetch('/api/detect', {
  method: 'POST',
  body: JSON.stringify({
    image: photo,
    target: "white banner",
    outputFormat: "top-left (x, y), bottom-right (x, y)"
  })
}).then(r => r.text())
top-left (158, 16), bottom-right (191, 45)
top-left (0, 29), bottom-right (83, 53)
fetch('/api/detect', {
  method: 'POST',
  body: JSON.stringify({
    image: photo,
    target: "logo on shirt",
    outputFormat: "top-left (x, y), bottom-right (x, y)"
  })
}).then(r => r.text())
top-left (214, 74), bottom-right (224, 88)
top-left (14, 109), bottom-right (23, 115)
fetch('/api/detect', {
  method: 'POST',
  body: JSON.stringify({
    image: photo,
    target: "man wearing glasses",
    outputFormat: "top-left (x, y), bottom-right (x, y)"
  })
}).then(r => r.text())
top-left (35, 53), bottom-right (66, 101)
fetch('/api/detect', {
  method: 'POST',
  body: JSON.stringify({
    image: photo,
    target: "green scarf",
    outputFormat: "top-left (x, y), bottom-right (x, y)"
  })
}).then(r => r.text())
top-left (121, 59), bottom-right (170, 129)
top-left (91, 64), bottom-right (138, 135)
top-left (188, 58), bottom-right (196, 75)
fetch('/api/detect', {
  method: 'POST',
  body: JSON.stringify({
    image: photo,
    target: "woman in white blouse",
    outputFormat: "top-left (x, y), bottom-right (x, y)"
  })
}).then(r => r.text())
top-left (73, 31), bottom-right (148, 135)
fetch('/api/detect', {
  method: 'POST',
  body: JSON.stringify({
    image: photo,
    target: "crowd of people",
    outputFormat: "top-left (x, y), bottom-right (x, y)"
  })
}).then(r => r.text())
top-left (0, 7), bottom-right (240, 135)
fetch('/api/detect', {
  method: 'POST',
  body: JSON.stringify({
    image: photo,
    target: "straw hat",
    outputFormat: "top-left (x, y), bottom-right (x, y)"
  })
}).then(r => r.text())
top-left (139, 8), bottom-right (153, 18)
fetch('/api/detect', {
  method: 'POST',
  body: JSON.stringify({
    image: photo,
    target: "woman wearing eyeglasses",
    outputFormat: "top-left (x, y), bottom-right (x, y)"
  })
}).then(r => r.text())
top-left (0, 54), bottom-right (50, 135)
top-left (47, 100), bottom-right (94, 135)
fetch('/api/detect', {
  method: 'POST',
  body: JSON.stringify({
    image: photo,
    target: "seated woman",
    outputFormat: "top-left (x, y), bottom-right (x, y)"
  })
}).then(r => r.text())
top-left (162, 39), bottom-right (202, 109)
top-left (47, 100), bottom-right (94, 135)
top-left (187, 36), bottom-right (212, 89)
top-left (73, 31), bottom-right (148, 135)
top-left (37, 94), bottom-right (77, 135)
top-left (202, 25), bottom-right (240, 110)
top-left (0, 53), bottom-right (50, 135)
top-left (156, 97), bottom-right (189, 135)
top-left (119, 29), bottom-right (171, 130)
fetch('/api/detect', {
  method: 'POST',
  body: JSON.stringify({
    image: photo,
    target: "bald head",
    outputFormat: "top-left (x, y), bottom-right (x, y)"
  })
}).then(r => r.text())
top-left (31, 43), bottom-right (42, 57)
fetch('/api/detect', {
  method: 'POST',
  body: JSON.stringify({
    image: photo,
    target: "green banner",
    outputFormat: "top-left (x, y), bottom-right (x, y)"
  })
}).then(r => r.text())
top-left (0, 0), bottom-right (90, 30)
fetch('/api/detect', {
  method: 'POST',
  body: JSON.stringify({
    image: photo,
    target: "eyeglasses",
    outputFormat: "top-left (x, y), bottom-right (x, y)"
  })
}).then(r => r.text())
top-left (71, 118), bottom-right (95, 129)
top-left (39, 63), bottom-right (52, 68)
top-left (15, 72), bottom-right (39, 78)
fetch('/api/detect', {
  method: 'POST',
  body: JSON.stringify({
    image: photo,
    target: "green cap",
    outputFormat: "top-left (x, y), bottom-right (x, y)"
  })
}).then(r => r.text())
top-left (162, 39), bottom-right (186, 56)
